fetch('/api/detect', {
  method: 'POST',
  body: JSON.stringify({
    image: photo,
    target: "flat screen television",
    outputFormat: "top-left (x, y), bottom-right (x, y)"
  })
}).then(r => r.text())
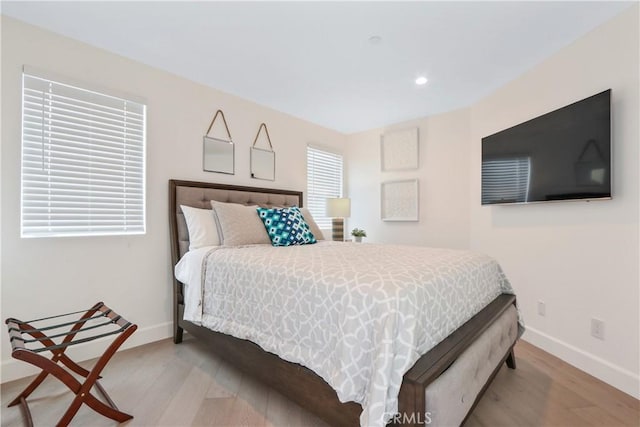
top-left (481, 89), bottom-right (611, 205)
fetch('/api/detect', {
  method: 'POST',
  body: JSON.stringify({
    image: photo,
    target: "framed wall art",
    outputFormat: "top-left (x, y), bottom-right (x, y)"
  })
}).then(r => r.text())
top-left (203, 109), bottom-right (234, 174)
top-left (380, 127), bottom-right (419, 171)
top-left (381, 179), bottom-right (419, 221)
top-left (250, 123), bottom-right (276, 181)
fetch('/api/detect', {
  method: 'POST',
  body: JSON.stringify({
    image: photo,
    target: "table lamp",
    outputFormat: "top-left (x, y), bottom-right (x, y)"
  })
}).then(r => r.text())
top-left (326, 198), bottom-right (351, 242)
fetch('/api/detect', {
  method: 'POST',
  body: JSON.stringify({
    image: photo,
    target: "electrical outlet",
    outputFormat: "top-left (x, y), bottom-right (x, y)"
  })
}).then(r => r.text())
top-left (591, 318), bottom-right (605, 340)
top-left (537, 301), bottom-right (546, 316)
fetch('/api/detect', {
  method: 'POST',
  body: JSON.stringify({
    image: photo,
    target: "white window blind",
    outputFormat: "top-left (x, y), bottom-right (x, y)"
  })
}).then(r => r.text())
top-left (21, 71), bottom-right (146, 237)
top-left (307, 146), bottom-right (343, 229)
top-left (482, 157), bottom-right (531, 204)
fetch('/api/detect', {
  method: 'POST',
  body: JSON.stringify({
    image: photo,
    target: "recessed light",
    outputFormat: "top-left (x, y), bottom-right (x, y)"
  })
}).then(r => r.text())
top-left (415, 76), bottom-right (428, 85)
top-left (368, 35), bottom-right (382, 45)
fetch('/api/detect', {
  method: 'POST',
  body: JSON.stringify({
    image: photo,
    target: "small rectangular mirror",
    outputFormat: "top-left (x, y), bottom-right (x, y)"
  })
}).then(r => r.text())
top-left (250, 147), bottom-right (275, 181)
top-left (204, 136), bottom-right (234, 174)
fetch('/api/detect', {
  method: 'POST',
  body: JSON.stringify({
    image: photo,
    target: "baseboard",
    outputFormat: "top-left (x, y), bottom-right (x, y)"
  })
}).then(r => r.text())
top-left (522, 326), bottom-right (640, 399)
top-left (0, 321), bottom-right (172, 384)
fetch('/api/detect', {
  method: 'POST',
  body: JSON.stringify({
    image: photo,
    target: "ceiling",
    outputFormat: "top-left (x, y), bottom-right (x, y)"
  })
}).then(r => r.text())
top-left (1, 1), bottom-right (634, 134)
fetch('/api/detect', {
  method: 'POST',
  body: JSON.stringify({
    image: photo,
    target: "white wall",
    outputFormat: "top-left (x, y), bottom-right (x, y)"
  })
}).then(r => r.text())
top-left (346, 108), bottom-right (471, 249)
top-left (0, 16), bottom-right (346, 382)
top-left (468, 7), bottom-right (639, 398)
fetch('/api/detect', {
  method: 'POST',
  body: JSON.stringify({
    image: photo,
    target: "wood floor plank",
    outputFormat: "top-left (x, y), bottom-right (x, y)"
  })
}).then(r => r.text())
top-left (264, 388), bottom-right (310, 427)
top-left (514, 341), bottom-right (639, 425)
top-left (222, 372), bottom-right (271, 427)
top-left (571, 405), bottom-right (635, 427)
top-left (207, 359), bottom-right (242, 399)
top-left (226, 395), bottom-right (267, 427)
top-left (192, 397), bottom-right (236, 426)
top-left (2, 338), bottom-right (638, 427)
top-left (156, 364), bottom-right (214, 426)
top-left (125, 351), bottom-right (195, 426)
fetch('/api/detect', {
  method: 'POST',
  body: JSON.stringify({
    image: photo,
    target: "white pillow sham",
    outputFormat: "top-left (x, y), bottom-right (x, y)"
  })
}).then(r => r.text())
top-left (210, 200), bottom-right (271, 246)
top-left (180, 205), bottom-right (220, 250)
top-left (300, 207), bottom-right (324, 240)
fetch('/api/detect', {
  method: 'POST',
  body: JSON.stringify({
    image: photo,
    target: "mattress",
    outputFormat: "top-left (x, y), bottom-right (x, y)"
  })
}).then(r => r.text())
top-left (175, 241), bottom-right (519, 427)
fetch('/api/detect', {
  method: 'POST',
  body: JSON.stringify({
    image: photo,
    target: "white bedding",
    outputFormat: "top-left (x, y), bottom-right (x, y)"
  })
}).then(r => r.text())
top-left (174, 245), bottom-right (217, 324)
top-left (175, 241), bottom-right (518, 427)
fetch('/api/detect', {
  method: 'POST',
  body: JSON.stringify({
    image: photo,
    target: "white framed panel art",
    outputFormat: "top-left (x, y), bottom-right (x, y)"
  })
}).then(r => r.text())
top-left (381, 179), bottom-right (419, 221)
top-left (380, 127), bottom-right (419, 171)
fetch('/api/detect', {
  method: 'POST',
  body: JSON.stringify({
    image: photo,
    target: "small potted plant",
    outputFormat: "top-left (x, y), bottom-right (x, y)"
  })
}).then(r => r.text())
top-left (351, 228), bottom-right (367, 243)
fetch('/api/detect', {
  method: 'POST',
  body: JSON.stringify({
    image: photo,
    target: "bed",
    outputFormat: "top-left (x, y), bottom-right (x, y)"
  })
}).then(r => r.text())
top-left (169, 179), bottom-right (521, 427)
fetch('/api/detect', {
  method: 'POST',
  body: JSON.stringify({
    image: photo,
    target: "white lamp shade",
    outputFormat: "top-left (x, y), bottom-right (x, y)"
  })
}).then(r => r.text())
top-left (326, 198), bottom-right (351, 218)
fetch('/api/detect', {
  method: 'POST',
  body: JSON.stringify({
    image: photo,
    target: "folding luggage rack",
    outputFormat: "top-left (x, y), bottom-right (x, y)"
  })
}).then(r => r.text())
top-left (5, 302), bottom-right (137, 427)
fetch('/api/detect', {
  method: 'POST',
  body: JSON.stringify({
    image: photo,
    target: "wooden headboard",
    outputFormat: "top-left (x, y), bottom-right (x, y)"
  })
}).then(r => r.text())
top-left (168, 179), bottom-right (303, 267)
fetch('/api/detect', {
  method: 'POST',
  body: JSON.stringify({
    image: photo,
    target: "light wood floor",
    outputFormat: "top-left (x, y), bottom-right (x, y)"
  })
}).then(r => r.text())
top-left (1, 338), bottom-right (638, 426)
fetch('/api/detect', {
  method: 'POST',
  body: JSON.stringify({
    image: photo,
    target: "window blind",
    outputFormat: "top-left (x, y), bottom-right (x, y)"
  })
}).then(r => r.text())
top-left (481, 157), bottom-right (531, 204)
top-left (21, 72), bottom-right (146, 237)
top-left (306, 146), bottom-right (343, 229)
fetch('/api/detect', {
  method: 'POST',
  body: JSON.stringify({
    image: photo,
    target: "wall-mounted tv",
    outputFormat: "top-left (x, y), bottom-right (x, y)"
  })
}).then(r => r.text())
top-left (481, 89), bottom-right (611, 205)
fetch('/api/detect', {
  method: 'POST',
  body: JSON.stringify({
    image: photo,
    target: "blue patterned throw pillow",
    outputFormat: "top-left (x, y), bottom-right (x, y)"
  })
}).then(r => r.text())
top-left (256, 207), bottom-right (317, 246)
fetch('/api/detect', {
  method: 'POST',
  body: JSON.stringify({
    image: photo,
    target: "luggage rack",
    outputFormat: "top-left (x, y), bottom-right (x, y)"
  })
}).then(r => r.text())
top-left (5, 302), bottom-right (137, 427)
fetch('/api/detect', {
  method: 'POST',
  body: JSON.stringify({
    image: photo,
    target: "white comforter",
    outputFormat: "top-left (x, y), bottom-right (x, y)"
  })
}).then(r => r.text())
top-left (176, 241), bottom-right (516, 427)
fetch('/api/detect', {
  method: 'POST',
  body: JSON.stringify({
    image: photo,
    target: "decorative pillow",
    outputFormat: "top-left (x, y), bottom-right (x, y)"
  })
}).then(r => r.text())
top-left (300, 207), bottom-right (324, 240)
top-left (257, 207), bottom-right (317, 246)
top-left (180, 205), bottom-right (220, 250)
top-left (210, 200), bottom-right (271, 246)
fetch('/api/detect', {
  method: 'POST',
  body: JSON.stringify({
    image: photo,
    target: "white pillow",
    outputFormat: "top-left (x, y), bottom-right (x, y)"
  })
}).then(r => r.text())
top-left (180, 205), bottom-right (220, 250)
top-left (210, 200), bottom-right (270, 246)
top-left (300, 207), bottom-right (324, 240)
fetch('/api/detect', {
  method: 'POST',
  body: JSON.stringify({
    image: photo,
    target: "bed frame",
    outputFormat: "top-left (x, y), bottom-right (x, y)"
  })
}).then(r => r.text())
top-left (169, 179), bottom-right (518, 426)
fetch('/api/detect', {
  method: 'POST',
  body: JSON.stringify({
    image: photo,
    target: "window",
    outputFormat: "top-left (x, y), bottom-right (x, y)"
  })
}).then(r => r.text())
top-left (481, 157), bottom-right (531, 204)
top-left (306, 145), bottom-right (343, 229)
top-left (21, 69), bottom-right (146, 237)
